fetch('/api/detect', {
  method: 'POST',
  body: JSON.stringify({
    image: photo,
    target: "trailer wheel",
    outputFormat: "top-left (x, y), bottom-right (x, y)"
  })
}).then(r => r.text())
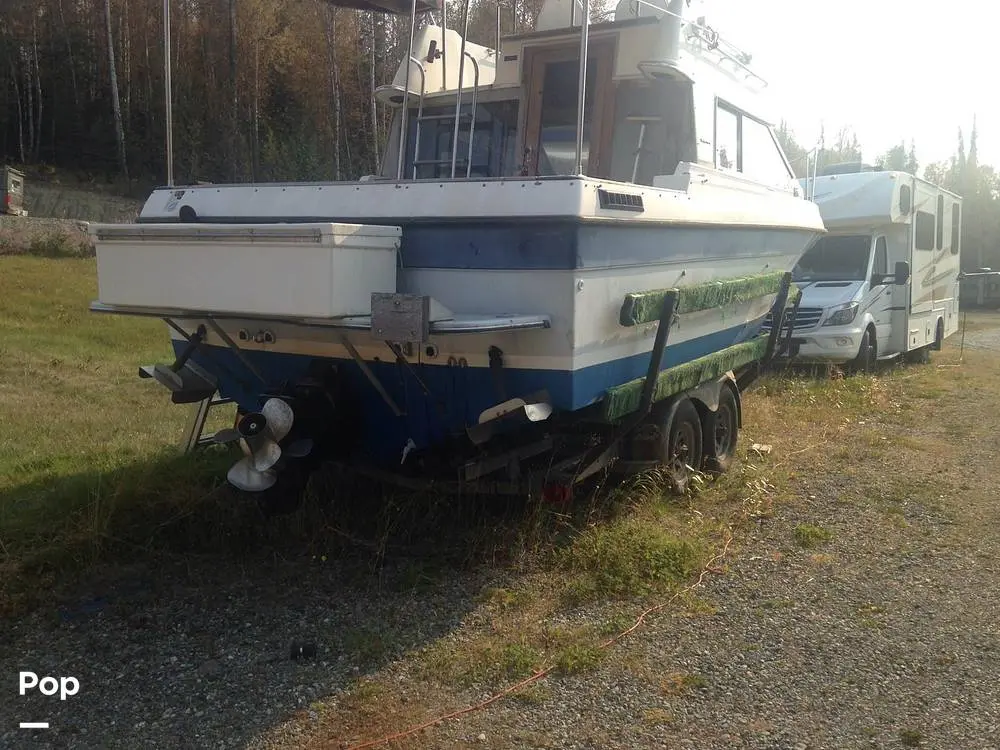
top-left (702, 384), bottom-right (739, 474)
top-left (664, 397), bottom-right (703, 495)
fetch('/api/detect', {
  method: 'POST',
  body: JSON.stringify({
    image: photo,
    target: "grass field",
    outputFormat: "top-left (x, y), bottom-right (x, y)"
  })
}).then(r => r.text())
top-left (2, 254), bottom-right (997, 622)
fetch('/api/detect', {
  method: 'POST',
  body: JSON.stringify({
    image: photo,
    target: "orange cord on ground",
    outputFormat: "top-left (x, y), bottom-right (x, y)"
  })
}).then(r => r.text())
top-left (341, 534), bottom-right (735, 750)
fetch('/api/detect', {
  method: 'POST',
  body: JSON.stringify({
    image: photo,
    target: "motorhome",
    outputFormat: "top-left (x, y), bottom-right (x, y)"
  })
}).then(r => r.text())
top-left (784, 168), bottom-right (962, 371)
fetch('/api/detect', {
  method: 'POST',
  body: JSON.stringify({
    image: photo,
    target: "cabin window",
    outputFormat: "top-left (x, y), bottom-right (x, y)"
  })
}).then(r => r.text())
top-left (608, 78), bottom-right (696, 185)
top-left (534, 58), bottom-right (598, 175)
top-left (715, 105), bottom-right (739, 171)
top-left (518, 39), bottom-right (616, 178)
top-left (915, 210), bottom-right (935, 251)
top-left (714, 100), bottom-right (793, 188)
top-left (741, 116), bottom-right (796, 190)
top-left (398, 99), bottom-right (521, 179)
top-left (873, 236), bottom-right (888, 278)
top-left (951, 203), bottom-right (960, 255)
top-left (935, 194), bottom-right (944, 249)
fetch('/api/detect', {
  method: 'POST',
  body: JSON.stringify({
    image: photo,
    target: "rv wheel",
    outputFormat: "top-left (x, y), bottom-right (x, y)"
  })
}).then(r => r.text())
top-left (664, 397), bottom-right (704, 495)
top-left (702, 385), bottom-right (739, 474)
top-left (848, 328), bottom-right (877, 374)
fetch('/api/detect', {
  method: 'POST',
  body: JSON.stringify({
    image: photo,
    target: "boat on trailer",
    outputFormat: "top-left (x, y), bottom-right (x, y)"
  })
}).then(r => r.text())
top-left (89, 0), bottom-right (824, 500)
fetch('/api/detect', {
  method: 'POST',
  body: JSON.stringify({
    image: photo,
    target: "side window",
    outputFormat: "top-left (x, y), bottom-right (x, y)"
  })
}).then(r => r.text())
top-left (915, 210), bottom-right (935, 251)
top-left (714, 100), bottom-right (793, 187)
top-left (951, 203), bottom-right (960, 255)
top-left (742, 116), bottom-right (795, 189)
top-left (715, 105), bottom-right (739, 171)
top-left (936, 194), bottom-right (945, 249)
top-left (873, 236), bottom-right (888, 276)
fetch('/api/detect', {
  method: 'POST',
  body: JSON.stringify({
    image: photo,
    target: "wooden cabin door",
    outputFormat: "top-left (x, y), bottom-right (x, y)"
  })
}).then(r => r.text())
top-left (519, 39), bottom-right (616, 178)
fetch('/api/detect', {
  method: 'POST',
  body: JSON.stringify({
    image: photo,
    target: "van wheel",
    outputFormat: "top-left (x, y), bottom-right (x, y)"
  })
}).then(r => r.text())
top-left (848, 328), bottom-right (877, 374)
top-left (932, 318), bottom-right (945, 351)
top-left (702, 385), bottom-right (739, 474)
top-left (664, 397), bottom-right (704, 495)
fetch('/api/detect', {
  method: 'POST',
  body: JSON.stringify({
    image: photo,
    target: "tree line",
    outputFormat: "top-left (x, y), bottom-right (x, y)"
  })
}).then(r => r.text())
top-left (0, 0), bottom-right (541, 188)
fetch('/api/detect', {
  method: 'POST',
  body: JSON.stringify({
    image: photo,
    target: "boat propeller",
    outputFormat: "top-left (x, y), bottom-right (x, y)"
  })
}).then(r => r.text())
top-left (212, 397), bottom-right (314, 492)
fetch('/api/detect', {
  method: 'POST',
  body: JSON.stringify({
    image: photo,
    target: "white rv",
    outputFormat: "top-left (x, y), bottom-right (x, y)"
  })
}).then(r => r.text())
top-left (784, 168), bottom-right (962, 371)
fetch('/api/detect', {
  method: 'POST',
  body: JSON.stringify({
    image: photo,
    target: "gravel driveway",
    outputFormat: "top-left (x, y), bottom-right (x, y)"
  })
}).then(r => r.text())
top-left (3, 322), bottom-right (999, 750)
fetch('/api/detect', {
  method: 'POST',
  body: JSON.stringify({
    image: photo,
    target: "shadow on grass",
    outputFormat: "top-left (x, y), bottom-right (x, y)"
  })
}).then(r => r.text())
top-left (0, 445), bottom-right (655, 749)
top-left (0, 443), bottom-right (636, 617)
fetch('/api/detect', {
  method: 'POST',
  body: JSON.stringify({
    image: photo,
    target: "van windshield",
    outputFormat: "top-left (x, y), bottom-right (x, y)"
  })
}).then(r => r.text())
top-left (793, 235), bottom-right (872, 282)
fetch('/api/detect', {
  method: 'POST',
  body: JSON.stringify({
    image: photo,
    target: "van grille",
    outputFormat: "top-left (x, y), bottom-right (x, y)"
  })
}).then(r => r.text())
top-left (762, 306), bottom-right (824, 333)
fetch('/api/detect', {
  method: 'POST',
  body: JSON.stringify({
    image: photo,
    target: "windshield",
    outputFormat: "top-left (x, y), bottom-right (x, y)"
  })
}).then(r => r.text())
top-left (793, 235), bottom-right (873, 282)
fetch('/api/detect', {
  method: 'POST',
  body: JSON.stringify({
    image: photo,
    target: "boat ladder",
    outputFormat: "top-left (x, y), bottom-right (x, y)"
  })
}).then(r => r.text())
top-left (411, 51), bottom-right (480, 179)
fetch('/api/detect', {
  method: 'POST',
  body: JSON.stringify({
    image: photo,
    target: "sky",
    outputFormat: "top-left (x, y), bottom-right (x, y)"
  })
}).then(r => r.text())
top-left (701, 0), bottom-right (995, 171)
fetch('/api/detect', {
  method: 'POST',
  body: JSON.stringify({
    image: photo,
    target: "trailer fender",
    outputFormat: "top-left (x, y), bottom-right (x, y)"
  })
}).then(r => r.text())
top-left (685, 371), bottom-right (742, 429)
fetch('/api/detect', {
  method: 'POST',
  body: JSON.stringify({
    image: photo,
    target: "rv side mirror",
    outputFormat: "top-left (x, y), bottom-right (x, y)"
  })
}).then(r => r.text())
top-left (894, 261), bottom-right (910, 285)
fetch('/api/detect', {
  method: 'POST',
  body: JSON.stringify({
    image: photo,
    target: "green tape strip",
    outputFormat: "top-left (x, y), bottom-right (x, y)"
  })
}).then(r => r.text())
top-left (602, 335), bottom-right (770, 421)
top-left (619, 271), bottom-right (788, 327)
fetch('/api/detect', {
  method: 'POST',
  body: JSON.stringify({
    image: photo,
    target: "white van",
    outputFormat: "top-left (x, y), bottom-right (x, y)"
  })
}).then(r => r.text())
top-left (781, 168), bottom-right (962, 371)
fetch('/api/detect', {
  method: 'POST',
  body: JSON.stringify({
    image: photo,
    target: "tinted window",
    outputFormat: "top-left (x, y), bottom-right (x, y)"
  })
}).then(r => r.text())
top-left (793, 235), bottom-right (872, 281)
top-left (899, 184), bottom-right (912, 214)
top-left (915, 210), bottom-right (935, 251)
top-left (403, 100), bottom-right (520, 179)
top-left (936, 194), bottom-right (945, 249)
top-left (873, 236), bottom-right (888, 276)
top-left (715, 105), bottom-right (739, 171)
top-left (951, 203), bottom-right (960, 255)
top-left (742, 116), bottom-right (795, 189)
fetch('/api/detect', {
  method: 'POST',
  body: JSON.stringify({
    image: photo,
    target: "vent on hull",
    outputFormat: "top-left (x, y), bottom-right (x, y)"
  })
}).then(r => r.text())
top-left (597, 189), bottom-right (644, 212)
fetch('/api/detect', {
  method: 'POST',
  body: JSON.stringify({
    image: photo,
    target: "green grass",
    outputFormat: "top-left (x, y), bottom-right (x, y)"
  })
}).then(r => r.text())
top-left (792, 523), bottom-right (833, 548)
top-left (0, 257), bottom-right (236, 595)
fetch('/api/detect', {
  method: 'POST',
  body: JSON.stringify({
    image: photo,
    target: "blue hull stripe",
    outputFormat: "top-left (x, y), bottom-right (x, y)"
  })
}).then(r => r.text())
top-left (140, 215), bottom-right (817, 271)
top-left (176, 318), bottom-right (762, 467)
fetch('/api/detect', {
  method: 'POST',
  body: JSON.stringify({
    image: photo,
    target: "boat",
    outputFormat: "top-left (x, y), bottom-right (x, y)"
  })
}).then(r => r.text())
top-left (88, 0), bottom-right (825, 500)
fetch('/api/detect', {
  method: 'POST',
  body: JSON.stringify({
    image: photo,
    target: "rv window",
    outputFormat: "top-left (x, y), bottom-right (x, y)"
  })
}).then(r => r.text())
top-left (951, 203), bottom-right (960, 255)
top-left (915, 210), bottom-right (935, 251)
top-left (873, 236), bottom-right (888, 277)
top-left (741, 116), bottom-right (795, 189)
top-left (715, 105), bottom-right (739, 171)
top-left (936, 194), bottom-right (944, 249)
top-left (899, 184), bottom-right (911, 214)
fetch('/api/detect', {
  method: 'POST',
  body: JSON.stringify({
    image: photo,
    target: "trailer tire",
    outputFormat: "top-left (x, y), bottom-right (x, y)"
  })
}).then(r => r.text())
top-left (664, 397), bottom-right (703, 495)
top-left (702, 384), bottom-right (739, 474)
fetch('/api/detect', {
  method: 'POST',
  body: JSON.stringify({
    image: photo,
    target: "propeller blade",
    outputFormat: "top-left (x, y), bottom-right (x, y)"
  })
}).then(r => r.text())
top-left (227, 457), bottom-right (277, 492)
top-left (284, 438), bottom-right (314, 459)
top-left (261, 398), bottom-right (294, 442)
top-left (211, 428), bottom-right (242, 444)
top-left (245, 434), bottom-right (282, 472)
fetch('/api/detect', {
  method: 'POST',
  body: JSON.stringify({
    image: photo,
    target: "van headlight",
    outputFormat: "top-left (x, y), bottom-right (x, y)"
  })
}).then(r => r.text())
top-left (822, 302), bottom-right (859, 327)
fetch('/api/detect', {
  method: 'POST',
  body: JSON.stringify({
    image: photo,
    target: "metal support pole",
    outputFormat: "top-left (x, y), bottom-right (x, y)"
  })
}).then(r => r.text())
top-left (396, 0), bottom-right (419, 181)
top-left (441, 0), bottom-right (448, 90)
top-left (573, 0), bottom-right (590, 176)
top-left (450, 0), bottom-right (472, 178)
top-left (164, 0), bottom-right (174, 186)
